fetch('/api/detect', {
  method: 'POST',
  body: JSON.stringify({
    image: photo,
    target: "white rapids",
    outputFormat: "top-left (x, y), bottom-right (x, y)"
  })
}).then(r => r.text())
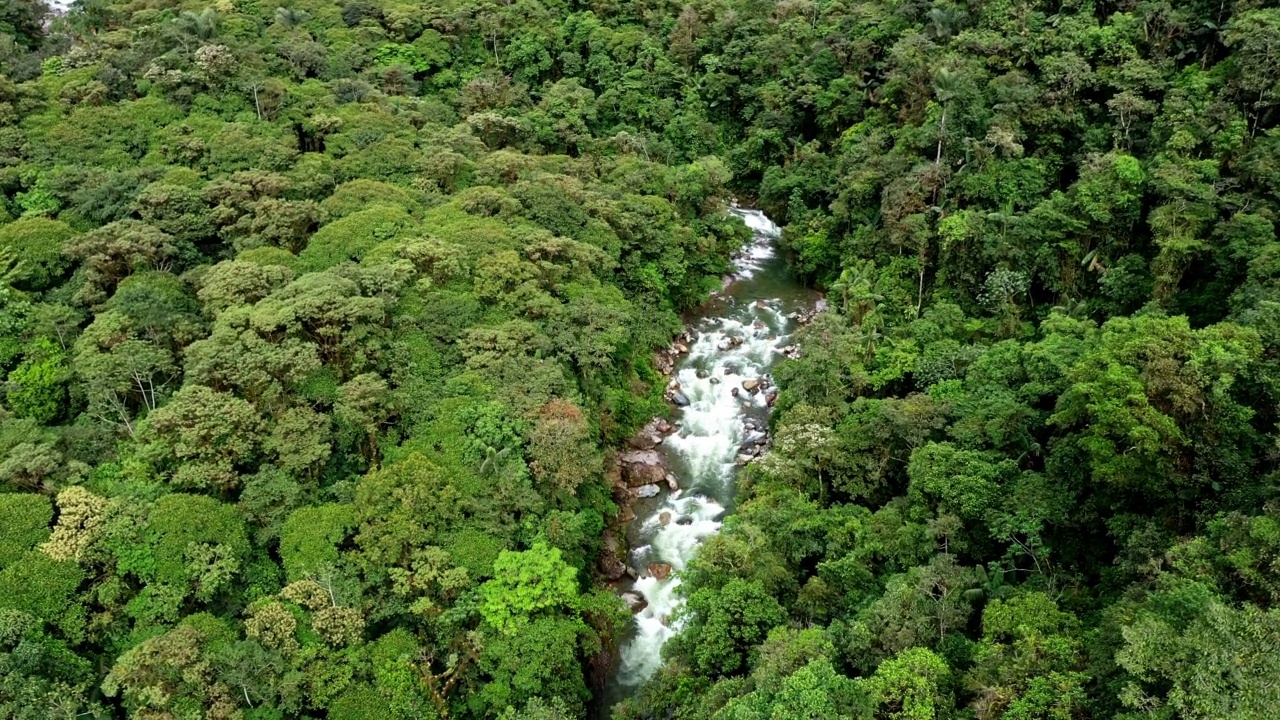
top-left (611, 209), bottom-right (806, 690)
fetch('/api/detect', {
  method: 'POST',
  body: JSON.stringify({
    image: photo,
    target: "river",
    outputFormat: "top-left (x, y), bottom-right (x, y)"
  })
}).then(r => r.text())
top-left (602, 209), bottom-right (819, 710)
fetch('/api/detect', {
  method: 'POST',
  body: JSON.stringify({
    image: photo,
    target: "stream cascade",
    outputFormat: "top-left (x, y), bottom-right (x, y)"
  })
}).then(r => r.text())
top-left (605, 209), bottom-right (818, 704)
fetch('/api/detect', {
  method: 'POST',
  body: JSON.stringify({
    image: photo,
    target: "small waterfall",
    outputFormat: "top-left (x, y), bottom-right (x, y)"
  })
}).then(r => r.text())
top-left (608, 209), bottom-right (813, 696)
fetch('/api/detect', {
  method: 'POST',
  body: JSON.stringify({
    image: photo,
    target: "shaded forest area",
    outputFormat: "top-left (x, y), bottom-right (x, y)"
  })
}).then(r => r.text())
top-left (1, 0), bottom-right (1280, 718)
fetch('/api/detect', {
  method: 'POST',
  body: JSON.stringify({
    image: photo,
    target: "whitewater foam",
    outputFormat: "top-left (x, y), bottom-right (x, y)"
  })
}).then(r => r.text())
top-left (612, 209), bottom-right (800, 688)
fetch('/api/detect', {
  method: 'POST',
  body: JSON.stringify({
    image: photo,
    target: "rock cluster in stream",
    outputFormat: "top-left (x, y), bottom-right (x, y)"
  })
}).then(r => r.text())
top-left (596, 299), bottom-right (824, 605)
top-left (597, 345), bottom-right (779, 597)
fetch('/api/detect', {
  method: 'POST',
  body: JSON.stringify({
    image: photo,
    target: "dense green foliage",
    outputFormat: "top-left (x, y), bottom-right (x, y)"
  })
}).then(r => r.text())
top-left (599, 2), bottom-right (1280, 720)
top-left (0, 0), bottom-right (749, 716)
top-left (3, 0), bottom-right (1280, 718)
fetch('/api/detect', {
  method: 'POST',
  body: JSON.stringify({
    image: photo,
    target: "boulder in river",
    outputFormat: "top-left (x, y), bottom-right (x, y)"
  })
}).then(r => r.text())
top-left (621, 591), bottom-right (648, 613)
top-left (741, 378), bottom-right (761, 393)
top-left (675, 516), bottom-right (693, 526)
top-left (669, 389), bottom-right (690, 406)
top-left (665, 473), bottom-right (679, 491)
top-left (600, 554), bottom-right (627, 581)
top-left (659, 511), bottom-right (671, 525)
top-left (628, 432), bottom-right (662, 450)
top-left (629, 417), bottom-right (676, 450)
top-left (633, 484), bottom-right (660, 498)
top-left (620, 449), bottom-right (666, 486)
top-left (648, 563), bottom-right (672, 581)
top-left (717, 335), bottom-right (744, 351)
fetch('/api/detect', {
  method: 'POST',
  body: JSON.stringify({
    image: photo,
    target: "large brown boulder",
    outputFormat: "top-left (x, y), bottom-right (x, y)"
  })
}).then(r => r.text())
top-left (599, 554), bottom-right (627, 581)
top-left (648, 563), bottom-right (672, 581)
top-left (621, 591), bottom-right (648, 613)
top-left (619, 449), bottom-right (667, 487)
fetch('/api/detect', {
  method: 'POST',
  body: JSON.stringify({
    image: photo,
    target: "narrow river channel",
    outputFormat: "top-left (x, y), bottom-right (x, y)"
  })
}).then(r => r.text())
top-left (604, 209), bottom-right (819, 709)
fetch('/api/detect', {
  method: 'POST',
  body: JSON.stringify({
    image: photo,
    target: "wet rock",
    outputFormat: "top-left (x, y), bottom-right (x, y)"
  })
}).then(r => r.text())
top-left (666, 381), bottom-right (690, 406)
top-left (621, 591), bottom-right (648, 613)
top-left (600, 555), bottom-right (627, 581)
top-left (741, 378), bottom-right (761, 393)
top-left (709, 377), bottom-right (721, 385)
top-left (765, 388), bottom-right (779, 407)
top-left (743, 430), bottom-right (767, 446)
top-left (696, 368), bottom-right (710, 379)
top-left (633, 484), bottom-right (660, 499)
top-left (659, 512), bottom-right (671, 525)
top-left (735, 454), bottom-right (755, 465)
top-left (675, 516), bottom-right (694, 526)
top-left (628, 432), bottom-right (662, 450)
top-left (673, 343), bottom-right (689, 354)
top-left (620, 449), bottom-right (667, 487)
top-left (633, 417), bottom-right (675, 446)
top-left (626, 566), bottom-right (637, 579)
top-left (648, 563), bottom-right (672, 581)
top-left (717, 335), bottom-right (744, 351)
top-left (731, 387), bottom-right (740, 397)
top-left (665, 473), bottom-right (679, 491)
top-left (617, 505), bottom-right (635, 524)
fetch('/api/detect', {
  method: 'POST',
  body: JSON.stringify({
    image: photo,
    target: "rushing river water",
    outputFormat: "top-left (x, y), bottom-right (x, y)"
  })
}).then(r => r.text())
top-left (603, 209), bottom-right (818, 709)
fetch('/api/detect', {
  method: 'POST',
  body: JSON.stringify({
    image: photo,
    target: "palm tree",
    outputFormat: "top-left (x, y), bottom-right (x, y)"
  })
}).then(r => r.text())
top-left (274, 6), bottom-right (310, 29)
top-left (853, 323), bottom-right (883, 364)
top-left (479, 446), bottom-right (512, 478)
top-left (171, 8), bottom-right (219, 48)
top-left (828, 260), bottom-right (884, 327)
top-left (932, 67), bottom-right (962, 166)
top-left (926, 5), bottom-right (966, 40)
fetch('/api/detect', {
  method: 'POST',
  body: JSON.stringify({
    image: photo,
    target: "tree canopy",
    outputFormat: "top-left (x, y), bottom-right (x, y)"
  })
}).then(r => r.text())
top-left (2, 0), bottom-right (1280, 718)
